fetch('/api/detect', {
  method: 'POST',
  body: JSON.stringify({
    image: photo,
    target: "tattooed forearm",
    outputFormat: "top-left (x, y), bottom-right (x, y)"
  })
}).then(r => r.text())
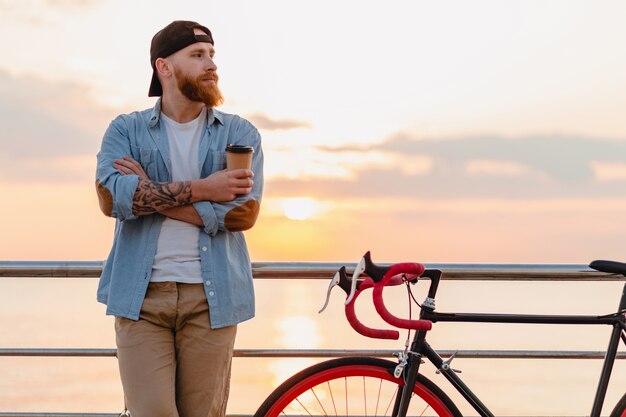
top-left (132, 179), bottom-right (193, 216)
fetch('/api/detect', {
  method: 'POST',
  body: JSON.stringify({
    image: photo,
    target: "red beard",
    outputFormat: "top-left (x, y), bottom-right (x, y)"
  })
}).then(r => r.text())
top-left (175, 66), bottom-right (224, 107)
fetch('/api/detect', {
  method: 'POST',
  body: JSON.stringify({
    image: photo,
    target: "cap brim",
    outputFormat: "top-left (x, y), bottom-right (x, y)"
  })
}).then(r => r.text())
top-left (148, 69), bottom-right (162, 97)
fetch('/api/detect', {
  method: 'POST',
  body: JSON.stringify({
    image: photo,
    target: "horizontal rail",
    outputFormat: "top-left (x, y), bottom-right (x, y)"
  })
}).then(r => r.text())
top-left (0, 261), bottom-right (625, 281)
top-left (0, 348), bottom-right (623, 360)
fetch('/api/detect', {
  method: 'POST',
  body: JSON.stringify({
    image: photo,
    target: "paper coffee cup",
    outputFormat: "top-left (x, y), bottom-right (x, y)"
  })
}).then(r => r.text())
top-left (225, 144), bottom-right (254, 170)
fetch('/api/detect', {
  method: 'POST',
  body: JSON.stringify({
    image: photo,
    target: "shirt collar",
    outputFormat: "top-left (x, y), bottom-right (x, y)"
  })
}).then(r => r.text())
top-left (148, 98), bottom-right (224, 128)
top-left (208, 108), bottom-right (224, 126)
top-left (148, 99), bottom-right (161, 128)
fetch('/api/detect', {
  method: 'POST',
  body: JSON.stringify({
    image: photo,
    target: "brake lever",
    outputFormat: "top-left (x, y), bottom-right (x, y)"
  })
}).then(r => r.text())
top-left (363, 251), bottom-right (389, 283)
top-left (345, 256), bottom-right (366, 305)
top-left (319, 268), bottom-right (342, 314)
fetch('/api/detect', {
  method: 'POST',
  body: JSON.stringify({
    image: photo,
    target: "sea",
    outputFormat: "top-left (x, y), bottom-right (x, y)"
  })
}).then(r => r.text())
top-left (0, 275), bottom-right (624, 416)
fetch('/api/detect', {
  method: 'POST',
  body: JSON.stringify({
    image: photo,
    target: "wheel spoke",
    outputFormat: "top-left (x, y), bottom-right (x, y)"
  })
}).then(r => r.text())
top-left (326, 381), bottom-right (338, 416)
top-left (419, 404), bottom-right (432, 417)
top-left (375, 378), bottom-right (383, 417)
top-left (417, 392), bottom-right (432, 417)
top-left (345, 377), bottom-right (348, 416)
top-left (295, 396), bottom-right (314, 417)
top-left (383, 385), bottom-right (398, 417)
top-left (311, 386), bottom-right (329, 416)
top-left (363, 376), bottom-right (367, 417)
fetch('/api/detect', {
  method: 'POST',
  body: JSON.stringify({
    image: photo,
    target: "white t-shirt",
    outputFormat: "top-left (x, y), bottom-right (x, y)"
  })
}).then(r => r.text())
top-left (150, 108), bottom-right (206, 283)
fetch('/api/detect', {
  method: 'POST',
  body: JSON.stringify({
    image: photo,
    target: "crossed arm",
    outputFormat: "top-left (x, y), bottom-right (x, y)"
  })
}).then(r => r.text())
top-left (114, 156), bottom-right (254, 226)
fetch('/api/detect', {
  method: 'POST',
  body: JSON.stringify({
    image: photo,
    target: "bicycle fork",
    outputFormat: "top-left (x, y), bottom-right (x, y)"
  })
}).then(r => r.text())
top-left (392, 332), bottom-right (427, 417)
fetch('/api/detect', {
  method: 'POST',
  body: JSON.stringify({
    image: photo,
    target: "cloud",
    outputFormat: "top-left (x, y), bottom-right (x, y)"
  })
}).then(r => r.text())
top-left (267, 133), bottom-right (626, 199)
top-left (0, 70), bottom-right (116, 182)
top-left (373, 133), bottom-right (626, 183)
top-left (246, 112), bottom-right (311, 131)
top-left (466, 160), bottom-right (531, 176)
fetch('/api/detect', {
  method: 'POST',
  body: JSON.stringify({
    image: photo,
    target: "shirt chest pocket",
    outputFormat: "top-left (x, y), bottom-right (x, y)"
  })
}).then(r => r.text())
top-left (130, 146), bottom-right (161, 180)
top-left (202, 150), bottom-right (226, 176)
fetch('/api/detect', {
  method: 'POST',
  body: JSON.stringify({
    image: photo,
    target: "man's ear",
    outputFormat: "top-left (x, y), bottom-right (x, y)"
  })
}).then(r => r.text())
top-left (155, 57), bottom-right (173, 78)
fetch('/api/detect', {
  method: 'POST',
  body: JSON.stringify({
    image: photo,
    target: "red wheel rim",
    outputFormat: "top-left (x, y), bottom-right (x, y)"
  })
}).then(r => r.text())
top-left (266, 364), bottom-right (455, 417)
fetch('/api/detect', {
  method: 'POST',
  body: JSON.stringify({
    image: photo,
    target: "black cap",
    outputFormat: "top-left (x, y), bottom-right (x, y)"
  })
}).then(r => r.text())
top-left (148, 20), bottom-right (214, 97)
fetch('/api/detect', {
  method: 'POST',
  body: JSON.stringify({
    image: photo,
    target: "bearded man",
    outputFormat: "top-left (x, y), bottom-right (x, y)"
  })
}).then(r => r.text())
top-left (95, 20), bottom-right (263, 417)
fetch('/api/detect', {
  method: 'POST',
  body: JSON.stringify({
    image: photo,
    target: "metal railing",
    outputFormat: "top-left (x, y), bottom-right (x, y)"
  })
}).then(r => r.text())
top-left (0, 261), bottom-right (624, 417)
top-left (3, 260), bottom-right (626, 280)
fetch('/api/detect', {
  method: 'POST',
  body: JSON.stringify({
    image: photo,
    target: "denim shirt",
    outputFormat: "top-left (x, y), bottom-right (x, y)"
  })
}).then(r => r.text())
top-left (95, 99), bottom-right (263, 328)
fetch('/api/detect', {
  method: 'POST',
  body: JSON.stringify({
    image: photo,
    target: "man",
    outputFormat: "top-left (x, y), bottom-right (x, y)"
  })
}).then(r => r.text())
top-left (95, 20), bottom-right (263, 417)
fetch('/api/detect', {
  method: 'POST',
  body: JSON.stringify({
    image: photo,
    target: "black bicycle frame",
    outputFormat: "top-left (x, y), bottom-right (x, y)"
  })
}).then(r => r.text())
top-left (392, 278), bottom-right (626, 417)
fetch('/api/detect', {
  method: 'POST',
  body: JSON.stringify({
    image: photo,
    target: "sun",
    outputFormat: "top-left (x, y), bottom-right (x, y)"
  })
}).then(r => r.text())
top-left (282, 198), bottom-right (321, 221)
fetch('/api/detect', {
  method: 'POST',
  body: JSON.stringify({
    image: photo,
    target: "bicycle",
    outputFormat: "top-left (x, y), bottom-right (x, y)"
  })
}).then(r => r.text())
top-left (254, 252), bottom-right (626, 417)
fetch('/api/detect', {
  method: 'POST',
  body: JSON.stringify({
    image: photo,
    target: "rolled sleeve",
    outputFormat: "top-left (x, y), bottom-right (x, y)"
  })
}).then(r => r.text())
top-left (109, 175), bottom-right (139, 220)
top-left (95, 116), bottom-right (140, 221)
top-left (193, 200), bottom-right (219, 236)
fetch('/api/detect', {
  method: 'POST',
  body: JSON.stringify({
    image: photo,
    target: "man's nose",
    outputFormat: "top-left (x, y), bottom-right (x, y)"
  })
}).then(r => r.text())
top-left (205, 57), bottom-right (217, 71)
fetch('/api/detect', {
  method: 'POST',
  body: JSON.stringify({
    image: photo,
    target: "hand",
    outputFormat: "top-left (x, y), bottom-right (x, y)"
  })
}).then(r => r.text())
top-left (114, 156), bottom-right (149, 180)
top-left (192, 169), bottom-right (254, 202)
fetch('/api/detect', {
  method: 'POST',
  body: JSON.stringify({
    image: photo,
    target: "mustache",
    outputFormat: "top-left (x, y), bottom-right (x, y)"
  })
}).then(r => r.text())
top-left (199, 72), bottom-right (219, 82)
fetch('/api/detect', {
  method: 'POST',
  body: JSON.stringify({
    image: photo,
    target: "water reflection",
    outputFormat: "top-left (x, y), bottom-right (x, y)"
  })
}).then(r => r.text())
top-left (267, 281), bottom-right (322, 389)
top-left (277, 315), bottom-right (320, 349)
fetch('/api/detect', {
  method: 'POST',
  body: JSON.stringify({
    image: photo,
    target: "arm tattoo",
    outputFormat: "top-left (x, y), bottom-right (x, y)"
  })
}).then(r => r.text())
top-left (132, 179), bottom-right (193, 216)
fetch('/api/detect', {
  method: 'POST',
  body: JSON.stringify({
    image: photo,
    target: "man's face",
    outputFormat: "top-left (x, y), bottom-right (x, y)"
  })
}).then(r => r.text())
top-left (170, 29), bottom-right (224, 107)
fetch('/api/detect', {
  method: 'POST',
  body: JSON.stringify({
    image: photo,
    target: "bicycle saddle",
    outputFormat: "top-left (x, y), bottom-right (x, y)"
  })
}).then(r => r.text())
top-left (589, 260), bottom-right (626, 276)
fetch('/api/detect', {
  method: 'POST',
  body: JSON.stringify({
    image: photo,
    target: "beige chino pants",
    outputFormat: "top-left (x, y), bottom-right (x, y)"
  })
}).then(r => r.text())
top-left (115, 282), bottom-right (237, 417)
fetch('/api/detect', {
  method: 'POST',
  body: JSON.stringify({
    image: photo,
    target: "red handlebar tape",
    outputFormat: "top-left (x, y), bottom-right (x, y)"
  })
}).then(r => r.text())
top-left (372, 263), bottom-right (432, 331)
top-left (343, 266), bottom-right (431, 340)
top-left (345, 284), bottom-right (400, 340)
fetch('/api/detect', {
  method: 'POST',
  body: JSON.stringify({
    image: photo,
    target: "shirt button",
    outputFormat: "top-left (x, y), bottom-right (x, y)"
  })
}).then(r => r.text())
top-left (205, 280), bottom-right (212, 286)
top-left (208, 291), bottom-right (215, 297)
top-left (201, 246), bottom-right (208, 252)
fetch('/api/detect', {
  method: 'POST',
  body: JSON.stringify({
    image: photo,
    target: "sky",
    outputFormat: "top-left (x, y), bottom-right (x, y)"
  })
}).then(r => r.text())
top-left (2, 0), bottom-right (626, 264)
